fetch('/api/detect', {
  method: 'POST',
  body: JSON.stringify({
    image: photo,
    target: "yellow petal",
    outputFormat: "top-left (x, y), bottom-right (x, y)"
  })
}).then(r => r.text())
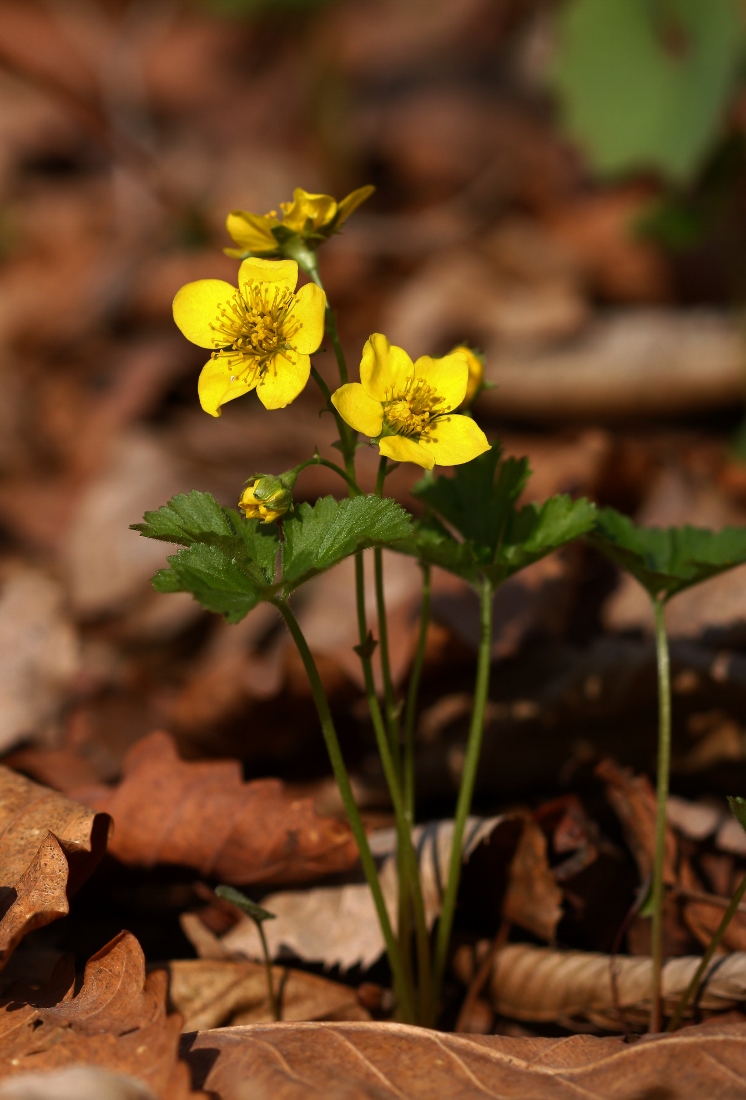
top-left (331, 383), bottom-right (383, 436)
top-left (413, 352), bottom-right (468, 412)
top-left (281, 188), bottom-right (337, 232)
top-left (238, 257), bottom-right (298, 297)
top-left (450, 346), bottom-right (484, 405)
top-left (225, 210), bottom-right (279, 252)
top-left (198, 354), bottom-right (257, 417)
top-left (256, 349), bottom-right (310, 409)
top-left (173, 279), bottom-right (238, 349)
top-left (336, 185), bottom-right (375, 226)
top-left (379, 435), bottom-right (434, 470)
top-left (360, 334), bottom-right (414, 401)
top-left (421, 414), bottom-right (490, 467)
top-left (287, 282), bottom-right (326, 353)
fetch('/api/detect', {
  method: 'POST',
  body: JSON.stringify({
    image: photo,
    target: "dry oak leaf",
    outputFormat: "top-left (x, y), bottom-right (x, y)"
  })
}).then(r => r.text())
top-left (166, 959), bottom-right (370, 1032)
top-left (183, 1017), bottom-right (746, 1099)
top-left (69, 731), bottom-right (359, 885)
top-left (0, 767), bottom-right (109, 968)
top-left (0, 931), bottom-right (199, 1100)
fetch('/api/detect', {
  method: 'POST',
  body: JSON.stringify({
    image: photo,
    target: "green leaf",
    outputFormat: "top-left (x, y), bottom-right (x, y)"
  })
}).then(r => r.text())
top-left (131, 490), bottom-right (237, 547)
top-left (215, 885), bottom-right (275, 924)
top-left (152, 543), bottom-right (266, 624)
top-left (280, 495), bottom-right (412, 590)
top-left (552, 0), bottom-right (742, 184)
top-left (588, 506), bottom-right (746, 601)
top-left (406, 444), bottom-right (597, 587)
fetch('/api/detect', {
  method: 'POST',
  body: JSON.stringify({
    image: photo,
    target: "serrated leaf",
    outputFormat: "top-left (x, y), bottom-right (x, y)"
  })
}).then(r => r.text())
top-left (153, 543), bottom-right (265, 623)
top-left (280, 495), bottom-right (412, 590)
top-left (131, 489), bottom-right (237, 546)
top-left (588, 507), bottom-right (746, 601)
top-left (406, 445), bottom-right (596, 587)
top-left (414, 445), bottom-right (529, 550)
top-left (552, 0), bottom-right (742, 184)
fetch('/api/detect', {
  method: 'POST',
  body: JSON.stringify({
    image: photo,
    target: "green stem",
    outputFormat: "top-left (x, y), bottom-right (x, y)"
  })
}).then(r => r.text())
top-left (305, 262), bottom-right (348, 385)
top-left (667, 871), bottom-right (746, 1031)
top-left (650, 595), bottom-right (672, 1034)
top-left (354, 552), bottom-right (432, 1024)
top-left (257, 921), bottom-right (280, 1021)
top-left (433, 575), bottom-right (493, 1000)
top-left (294, 453), bottom-right (361, 496)
top-left (373, 457), bottom-right (400, 766)
top-left (403, 563), bottom-right (431, 825)
top-left (274, 597), bottom-right (415, 1022)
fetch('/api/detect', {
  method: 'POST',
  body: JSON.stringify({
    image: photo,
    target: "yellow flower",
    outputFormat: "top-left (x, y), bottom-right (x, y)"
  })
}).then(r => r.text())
top-left (225, 185), bottom-right (374, 258)
top-left (331, 334), bottom-right (490, 470)
top-left (450, 345), bottom-right (484, 406)
top-left (238, 475), bottom-right (292, 524)
top-left (172, 258), bottom-right (326, 416)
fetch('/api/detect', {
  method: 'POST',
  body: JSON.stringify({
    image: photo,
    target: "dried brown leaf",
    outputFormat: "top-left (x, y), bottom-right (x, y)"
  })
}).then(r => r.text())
top-left (0, 767), bottom-right (109, 967)
top-left (167, 959), bottom-right (369, 1031)
top-left (183, 1016), bottom-right (746, 1099)
top-left (69, 732), bottom-right (359, 886)
top-left (0, 932), bottom-right (198, 1100)
top-left (482, 942), bottom-right (746, 1031)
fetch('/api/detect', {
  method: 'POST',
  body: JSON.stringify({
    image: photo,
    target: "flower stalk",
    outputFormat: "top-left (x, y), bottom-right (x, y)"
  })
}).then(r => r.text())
top-left (650, 595), bottom-right (672, 1034)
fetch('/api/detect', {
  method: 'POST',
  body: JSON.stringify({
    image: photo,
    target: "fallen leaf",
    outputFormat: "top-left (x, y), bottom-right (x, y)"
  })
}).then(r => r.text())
top-left (166, 959), bottom-right (369, 1031)
top-left (68, 731), bottom-right (359, 886)
top-left (0, 932), bottom-right (197, 1099)
top-left (480, 942), bottom-right (746, 1031)
top-left (0, 566), bottom-right (80, 754)
top-left (183, 815), bottom-right (561, 970)
top-left (0, 767), bottom-right (109, 967)
top-left (0, 1066), bottom-right (156, 1099)
top-left (183, 1016), bottom-right (746, 1099)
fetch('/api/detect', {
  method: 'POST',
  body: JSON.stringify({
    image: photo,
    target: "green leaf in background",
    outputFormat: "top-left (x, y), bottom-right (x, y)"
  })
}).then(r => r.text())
top-left (404, 444), bottom-right (597, 587)
top-left (728, 796), bottom-right (746, 835)
top-left (153, 542), bottom-right (267, 623)
top-left (553, 0), bottom-right (743, 184)
top-left (280, 495), bottom-right (413, 589)
top-left (215, 885), bottom-right (276, 924)
top-left (588, 506), bottom-right (746, 601)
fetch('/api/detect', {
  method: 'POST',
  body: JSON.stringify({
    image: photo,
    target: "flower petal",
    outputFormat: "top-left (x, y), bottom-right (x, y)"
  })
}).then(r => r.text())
top-left (281, 188), bottom-right (337, 232)
top-left (173, 279), bottom-right (238, 349)
top-left (360, 334), bottom-right (414, 401)
top-left (379, 435), bottom-right (434, 470)
top-left (198, 354), bottom-right (257, 417)
top-left (413, 352), bottom-right (468, 412)
top-left (256, 349), bottom-right (310, 409)
top-left (332, 383), bottom-right (383, 436)
top-left (335, 185), bottom-right (375, 226)
top-left (226, 211), bottom-right (279, 252)
top-left (238, 258), bottom-right (298, 296)
top-left (287, 282), bottom-right (326, 353)
top-left (420, 414), bottom-right (490, 467)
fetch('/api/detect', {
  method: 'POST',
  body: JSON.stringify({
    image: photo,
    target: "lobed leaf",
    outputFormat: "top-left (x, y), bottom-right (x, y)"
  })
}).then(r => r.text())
top-left (131, 489), bottom-right (237, 546)
top-left (153, 543), bottom-right (266, 623)
top-left (406, 444), bottom-right (596, 587)
top-left (280, 495), bottom-right (413, 590)
top-left (588, 506), bottom-right (746, 601)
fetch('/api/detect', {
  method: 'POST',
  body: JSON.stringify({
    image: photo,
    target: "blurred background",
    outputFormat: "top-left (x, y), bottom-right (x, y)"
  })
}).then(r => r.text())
top-left (4, 0), bottom-right (746, 840)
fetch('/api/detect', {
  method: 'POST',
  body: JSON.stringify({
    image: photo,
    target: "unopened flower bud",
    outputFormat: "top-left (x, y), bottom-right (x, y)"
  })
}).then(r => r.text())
top-left (238, 472), bottom-right (295, 524)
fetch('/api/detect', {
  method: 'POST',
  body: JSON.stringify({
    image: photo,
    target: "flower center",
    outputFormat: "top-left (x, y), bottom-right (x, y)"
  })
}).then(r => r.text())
top-left (209, 283), bottom-right (300, 377)
top-left (382, 378), bottom-right (446, 438)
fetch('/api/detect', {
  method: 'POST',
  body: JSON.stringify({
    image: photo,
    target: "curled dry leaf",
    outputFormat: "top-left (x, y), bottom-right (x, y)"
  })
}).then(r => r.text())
top-left (166, 959), bottom-right (370, 1031)
top-left (0, 767), bottom-right (110, 968)
top-left (0, 931), bottom-right (198, 1099)
top-left (183, 815), bottom-right (562, 970)
top-left (183, 1016), bottom-right (746, 1099)
top-left (68, 731), bottom-right (359, 885)
top-left (477, 942), bottom-right (746, 1032)
top-left (0, 1067), bottom-right (157, 1099)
